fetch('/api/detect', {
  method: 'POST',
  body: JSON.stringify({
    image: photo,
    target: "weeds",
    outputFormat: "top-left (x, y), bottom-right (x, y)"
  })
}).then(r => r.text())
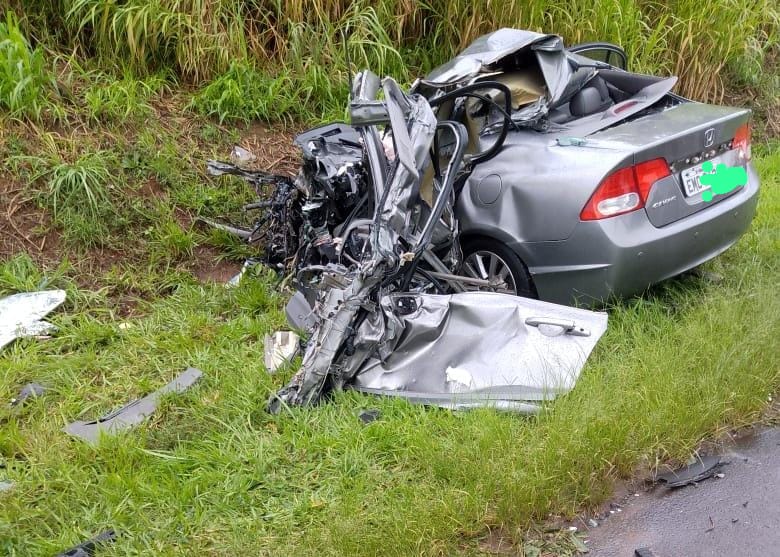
top-left (0, 13), bottom-right (59, 120)
top-left (84, 71), bottom-right (170, 122)
top-left (37, 152), bottom-right (114, 221)
top-left (189, 62), bottom-right (299, 124)
top-left (50, 1), bottom-right (778, 105)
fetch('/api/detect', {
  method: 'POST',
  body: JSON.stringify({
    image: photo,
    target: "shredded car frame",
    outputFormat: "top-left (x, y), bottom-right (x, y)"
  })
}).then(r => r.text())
top-left (207, 69), bottom-right (607, 411)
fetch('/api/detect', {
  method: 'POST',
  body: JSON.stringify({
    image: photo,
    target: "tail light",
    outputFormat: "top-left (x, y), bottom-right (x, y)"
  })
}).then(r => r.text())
top-left (733, 123), bottom-right (751, 161)
top-left (580, 158), bottom-right (671, 220)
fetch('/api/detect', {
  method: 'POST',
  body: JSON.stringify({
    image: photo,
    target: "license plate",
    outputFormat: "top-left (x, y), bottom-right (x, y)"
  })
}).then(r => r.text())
top-left (680, 158), bottom-right (718, 197)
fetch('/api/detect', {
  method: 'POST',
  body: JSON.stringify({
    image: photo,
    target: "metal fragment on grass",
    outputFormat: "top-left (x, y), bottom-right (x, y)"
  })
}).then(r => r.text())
top-left (231, 145), bottom-right (257, 167)
top-left (263, 331), bottom-right (300, 372)
top-left (0, 290), bottom-right (66, 350)
top-left (54, 529), bottom-right (116, 557)
top-left (656, 455), bottom-right (722, 488)
top-left (9, 382), bottom-right (47, 407)
top-left (64, 367), bottom-right (203, 444)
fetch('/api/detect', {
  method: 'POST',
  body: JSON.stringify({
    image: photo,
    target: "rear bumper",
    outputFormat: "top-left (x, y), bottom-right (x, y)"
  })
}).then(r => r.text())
top-left (517, 164), bottom-right (760, 305)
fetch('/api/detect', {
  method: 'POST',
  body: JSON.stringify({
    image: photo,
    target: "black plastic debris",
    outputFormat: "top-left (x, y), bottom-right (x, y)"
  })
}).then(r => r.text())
top-left (634, 548), bottom-right (655, 557)
top-left (9, 382), bottom-right (47, 407)
top-left (64, 367), bottom-right (203, 444)
top-left (656, 455), bottom-right (722, 488)
top-left (55, 529), bottom-right (116, 557)
top-left (358, 408), bottom-right (381, 424)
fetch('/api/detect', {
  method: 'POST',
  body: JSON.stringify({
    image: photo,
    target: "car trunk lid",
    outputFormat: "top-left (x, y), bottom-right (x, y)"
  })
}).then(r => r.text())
top-left (589, 103), bottom-right (751, 227)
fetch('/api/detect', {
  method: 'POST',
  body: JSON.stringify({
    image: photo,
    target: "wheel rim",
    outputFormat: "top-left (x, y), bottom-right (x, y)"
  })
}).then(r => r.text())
top-left (462, 250), bottom-right (517, 294)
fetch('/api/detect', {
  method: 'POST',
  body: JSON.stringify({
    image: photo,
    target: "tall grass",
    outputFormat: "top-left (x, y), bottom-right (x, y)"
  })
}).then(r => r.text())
top-left (0, 13), bottom-right (59, 120)
top-left (11, 0), bottom-right (779, 119)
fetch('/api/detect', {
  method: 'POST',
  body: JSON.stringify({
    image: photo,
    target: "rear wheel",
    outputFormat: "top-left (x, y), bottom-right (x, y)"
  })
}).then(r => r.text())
top-left (461, 238), bottom-right (536, 298)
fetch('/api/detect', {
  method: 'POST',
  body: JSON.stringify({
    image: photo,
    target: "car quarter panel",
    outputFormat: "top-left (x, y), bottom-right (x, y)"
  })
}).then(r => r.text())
top-left (457, 134), bottom-right (630, 242)
top-left (514, 163), bottom-right (759, 304)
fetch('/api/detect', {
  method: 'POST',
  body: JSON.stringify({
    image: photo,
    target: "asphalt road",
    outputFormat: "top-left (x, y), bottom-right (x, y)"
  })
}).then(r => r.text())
top-left (584, 427), bottom-right (780, 557)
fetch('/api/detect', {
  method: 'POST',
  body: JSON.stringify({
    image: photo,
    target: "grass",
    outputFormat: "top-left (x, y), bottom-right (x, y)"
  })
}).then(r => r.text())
top-left (0, 157), bottom-right (778, 553)
top-left (0, 3), bottom-right (778, 555)
top-left (7, 1), bottom-right (778, 123)
top-left (0, 13), bottom-right (60, 121)
top-left (1, 127), bottom-right (779, 556)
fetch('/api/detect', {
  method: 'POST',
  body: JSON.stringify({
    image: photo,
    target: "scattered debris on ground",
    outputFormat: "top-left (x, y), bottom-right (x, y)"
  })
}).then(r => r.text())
top-left (656, 455), bottom-right (723, 488)
top-left (263, 330), bottom-right (300, 372)
top-left (9, 382), bottom-right (47, 407)
top-left (54, 529), bottom-right (117, 557)
top-left (64, 368), bottom-right (203, 444)
top-left (0, 290), bottom-right (66, 350)
top-left (357, 408), bottom-right (381, 424)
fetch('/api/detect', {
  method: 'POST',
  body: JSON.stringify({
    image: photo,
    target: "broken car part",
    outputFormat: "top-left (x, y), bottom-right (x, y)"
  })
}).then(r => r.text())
top-left (64, 368), bottom-right (203, 444)
top-left (656, 455), bottom-right (722, 488)
top-left (263, 331), bottom-right (300, 373)
top-left (351, 292), bottom-right (607, 412)
top-left (358, 408), bottom-right (381, 424)
top-left (634, 549), bottom-right (655, 557)
top-left (0, 290), bottom-right (66, 350)
top-left (9, 382), bottom-right (47, 407)
top-left (208, 69), bottom-right (608, 412)
top-left (55, 529), bottom-right (117, 557)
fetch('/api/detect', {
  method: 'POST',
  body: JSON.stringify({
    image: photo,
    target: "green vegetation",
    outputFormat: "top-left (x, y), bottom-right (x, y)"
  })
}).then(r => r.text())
top-left (0, 154), bottom-right (778, 554)
top-left (6, 1), bottom-right (780, 122)
top-left (1, 2), bottom-right (778, 555)
top-left (0, 13), bottom-right (60, 120)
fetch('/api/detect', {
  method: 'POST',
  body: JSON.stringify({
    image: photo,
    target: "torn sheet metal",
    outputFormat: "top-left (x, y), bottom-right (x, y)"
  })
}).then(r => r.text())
top-left (351, 292), bottom-right (607, 412)
top-left (0, 290), bottom-right (66, 350)
top-left (9, 382), bottom-right (47, 407)
top-left (267, 74), bottom-right (449, 412)
top-left (263, 331), bottom-right (300, 372)
top-left (64, 368), bottom-right (202, 444)
top-left (424, 28), bottom-right (559, 85)
top-left (417, 28), bottom-right (587, 127)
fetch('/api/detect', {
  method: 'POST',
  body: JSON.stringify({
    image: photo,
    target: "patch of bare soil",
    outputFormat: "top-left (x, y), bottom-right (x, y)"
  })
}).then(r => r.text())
top-left (188, 245), bottom-right (240, 283)
top-left (236, 122), bottom-right (300, 176)
top-left (0, 181), bottom-right (62, 265)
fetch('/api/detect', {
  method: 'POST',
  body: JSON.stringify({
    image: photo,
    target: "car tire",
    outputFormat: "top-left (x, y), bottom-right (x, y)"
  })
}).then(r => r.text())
top-left (461, 238), bottom-right (536, 298)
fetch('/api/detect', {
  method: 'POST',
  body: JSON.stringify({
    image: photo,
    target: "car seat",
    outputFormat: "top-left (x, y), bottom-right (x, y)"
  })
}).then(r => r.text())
top-left (569, 75), bottom-right (613, 117)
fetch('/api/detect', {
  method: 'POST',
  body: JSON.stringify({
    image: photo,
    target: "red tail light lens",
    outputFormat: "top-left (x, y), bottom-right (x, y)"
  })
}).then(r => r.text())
top-left (733, 123), bottom-right (751, 161)
top-left (580, 158), bottom-right (671, 221)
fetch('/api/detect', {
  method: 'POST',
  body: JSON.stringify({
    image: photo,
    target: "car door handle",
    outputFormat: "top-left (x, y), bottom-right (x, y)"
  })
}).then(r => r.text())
top-left (525, 317), bottom-right (591, 337)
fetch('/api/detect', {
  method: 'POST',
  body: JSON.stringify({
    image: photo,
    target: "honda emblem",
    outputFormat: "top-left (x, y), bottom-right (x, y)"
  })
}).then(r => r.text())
top-left (704, 128), bottom-right (715, 147)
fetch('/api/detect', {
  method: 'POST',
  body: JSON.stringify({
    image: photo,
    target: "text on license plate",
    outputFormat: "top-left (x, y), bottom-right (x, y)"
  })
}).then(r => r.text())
top-left (680, 159), bottom-right (719, 197)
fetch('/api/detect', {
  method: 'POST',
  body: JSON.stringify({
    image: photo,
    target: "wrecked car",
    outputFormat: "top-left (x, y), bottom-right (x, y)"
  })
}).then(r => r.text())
top-left (208, 70), bottom-right (607, 412)
top-left (409, 28), bottom-right (759, 304)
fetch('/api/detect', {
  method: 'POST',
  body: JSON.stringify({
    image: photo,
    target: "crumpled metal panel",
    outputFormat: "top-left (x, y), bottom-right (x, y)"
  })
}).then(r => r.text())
top-left (351, 292), bottom-right (607, 412)
top-left (376, 79), bottom-right (437, 246)
top-left (422, 28), bottom-right (591, 128)
top-left (426, 28), bottom-right (556, 84)
top-left (268, 77), bottom-right (446, 411)
top-left (0, 290), bottom-right (66, 350)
